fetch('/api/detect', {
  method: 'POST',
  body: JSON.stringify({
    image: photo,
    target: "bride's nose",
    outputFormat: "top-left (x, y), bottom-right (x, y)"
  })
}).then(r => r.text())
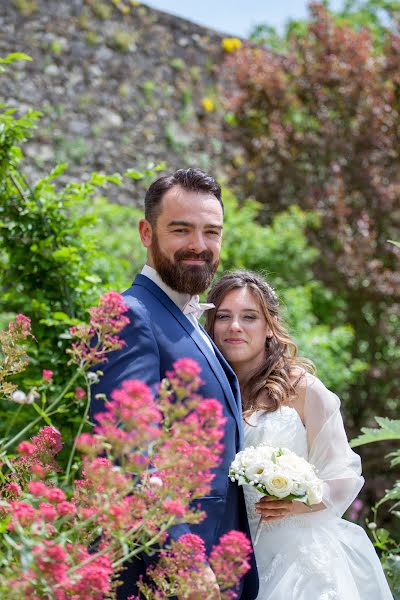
top-left (229, 316), bottom-right (242, 332)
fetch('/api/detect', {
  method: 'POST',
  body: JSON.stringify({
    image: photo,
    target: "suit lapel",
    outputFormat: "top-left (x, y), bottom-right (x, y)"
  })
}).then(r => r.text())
top-left (133, 275), bottom-right (242, 434)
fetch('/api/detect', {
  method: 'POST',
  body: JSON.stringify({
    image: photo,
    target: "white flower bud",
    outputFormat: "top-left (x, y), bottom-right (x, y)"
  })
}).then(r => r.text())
top-left (149, 475), bottom-right (163, 488)
top-left (26, 390), bottom-right (40, 404)
top-left (368, 522), bottom-right (377, 530)
top-left (12, 390), bottom-right (27, 404)
top-left (87, 371), bottom-right (100, 384)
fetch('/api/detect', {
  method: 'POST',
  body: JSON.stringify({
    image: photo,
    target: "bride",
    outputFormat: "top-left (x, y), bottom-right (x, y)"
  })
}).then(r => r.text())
top-left (205, 270), bottom-right (393, 600)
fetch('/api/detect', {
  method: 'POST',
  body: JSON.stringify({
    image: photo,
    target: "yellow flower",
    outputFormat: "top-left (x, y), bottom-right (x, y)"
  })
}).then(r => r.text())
top-left (222, 37), bottom-right (242, 53)
top-left (202, 98), bottom-right (215, 112)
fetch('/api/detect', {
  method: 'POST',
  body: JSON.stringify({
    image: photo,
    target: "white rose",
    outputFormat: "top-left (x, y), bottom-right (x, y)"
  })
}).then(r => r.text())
top-left (263, 471), bottom-right (293, 498)
top-left (291, 480), bottom-right (307, 496)
top-left (244, 462), bottom-right (267, 483)
top-left (306, 480), bottom-right (323, 505)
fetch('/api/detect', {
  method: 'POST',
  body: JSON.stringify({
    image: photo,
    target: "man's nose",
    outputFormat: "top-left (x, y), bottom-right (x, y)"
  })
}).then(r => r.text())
top-left (187, 231), bottom-right (207, 253)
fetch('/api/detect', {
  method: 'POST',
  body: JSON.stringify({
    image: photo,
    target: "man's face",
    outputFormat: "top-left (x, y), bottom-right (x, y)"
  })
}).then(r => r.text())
top-left (142, 186), bottom-right (223, 295)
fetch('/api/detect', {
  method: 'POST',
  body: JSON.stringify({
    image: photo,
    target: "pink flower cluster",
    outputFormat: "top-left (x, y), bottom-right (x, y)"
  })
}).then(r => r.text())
top-left (67, 291), bottom-right (130, 369)
top-left (0, 314), bottom-right (34, 400)
top-left (139, 530), bottom-right (252, 599)
top-left (16, 425), bottom-right (63, 477)
top-left (0, 358), bottom-right (251, 598)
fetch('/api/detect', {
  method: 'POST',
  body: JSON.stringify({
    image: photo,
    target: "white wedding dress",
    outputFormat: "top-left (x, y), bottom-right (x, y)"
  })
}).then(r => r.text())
top-left (243, 374), bottom-right (393, 600)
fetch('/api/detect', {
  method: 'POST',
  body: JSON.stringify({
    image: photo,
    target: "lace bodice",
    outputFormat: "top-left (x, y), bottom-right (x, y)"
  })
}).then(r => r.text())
top-left (244, 405), bottom-right (308, 458)
top-left (243, 406), bottom-right (308, 523)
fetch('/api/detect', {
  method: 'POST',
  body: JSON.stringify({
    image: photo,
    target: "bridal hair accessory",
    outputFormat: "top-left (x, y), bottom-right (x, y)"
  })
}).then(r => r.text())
top-left (183, 296), bottom-right (215, 320)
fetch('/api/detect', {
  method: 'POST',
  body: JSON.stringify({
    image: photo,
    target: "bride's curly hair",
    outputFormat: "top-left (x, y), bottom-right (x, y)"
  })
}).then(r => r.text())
top-left (205, 271), bottom-right (315, 417)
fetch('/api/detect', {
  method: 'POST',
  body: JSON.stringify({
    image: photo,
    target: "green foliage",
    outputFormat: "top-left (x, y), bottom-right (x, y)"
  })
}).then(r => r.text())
top-left (86, 196), bottom-right (146, 290)
top-left (219, 190), bottom-right (363, 394)
top-left (250, 0), bottom-right (400, 50)
top-left (223, 3), bottom-right (400, 427)
top-left (350, 418), bottom-right (400, 595)
top-left (221, 191), bottom-right (319, 287)
top-left (351, 417), bottom-right (400, 447)
top-left (0, 53), bottom-right (161, 461)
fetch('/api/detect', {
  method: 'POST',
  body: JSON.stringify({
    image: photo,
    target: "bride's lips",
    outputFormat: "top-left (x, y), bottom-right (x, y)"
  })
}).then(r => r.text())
top-left (224, 338), bottom-right (246, 344)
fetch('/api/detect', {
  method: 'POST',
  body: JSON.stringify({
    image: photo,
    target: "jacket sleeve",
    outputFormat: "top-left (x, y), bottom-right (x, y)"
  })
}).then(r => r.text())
top-left (89, 298), bottom-right (193, 543)
top-left (304, 375), bottom-right (364, 517)
top-left (90, 299), bottom-right (161, 416)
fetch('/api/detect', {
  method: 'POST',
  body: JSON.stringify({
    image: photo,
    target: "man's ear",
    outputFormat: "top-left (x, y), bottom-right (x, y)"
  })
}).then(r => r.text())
top-left (138, 219), bottom-right (153, 248)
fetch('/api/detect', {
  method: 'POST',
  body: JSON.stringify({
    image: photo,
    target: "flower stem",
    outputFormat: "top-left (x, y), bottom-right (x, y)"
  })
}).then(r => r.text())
top-left (1, 370), bottom-right (81, 452)
top-left (64, 383), bottom-right (91, 483)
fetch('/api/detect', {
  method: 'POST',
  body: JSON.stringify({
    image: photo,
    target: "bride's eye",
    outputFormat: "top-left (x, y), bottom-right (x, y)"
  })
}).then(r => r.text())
top-left (215, 314), bottom-right (230, 320)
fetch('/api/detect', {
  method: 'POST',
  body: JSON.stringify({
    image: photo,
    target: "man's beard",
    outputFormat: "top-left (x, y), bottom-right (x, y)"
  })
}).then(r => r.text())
top-left (151, 233), bottom-right (219, 295)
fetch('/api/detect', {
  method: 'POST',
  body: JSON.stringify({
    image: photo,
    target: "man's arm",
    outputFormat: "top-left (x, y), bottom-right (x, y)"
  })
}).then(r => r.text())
top-left (90, 300), bottom-right (161, 416)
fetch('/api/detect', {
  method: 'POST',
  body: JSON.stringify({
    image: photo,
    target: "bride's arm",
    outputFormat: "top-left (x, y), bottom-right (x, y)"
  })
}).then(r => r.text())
top-left (304, 375), bottom-right (364, 517)
top-left (257, 374), bottom-right (364, 522)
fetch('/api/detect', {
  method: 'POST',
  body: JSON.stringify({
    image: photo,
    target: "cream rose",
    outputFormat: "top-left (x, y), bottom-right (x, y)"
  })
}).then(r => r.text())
top-left (263, 471), bottom-right (293, 498)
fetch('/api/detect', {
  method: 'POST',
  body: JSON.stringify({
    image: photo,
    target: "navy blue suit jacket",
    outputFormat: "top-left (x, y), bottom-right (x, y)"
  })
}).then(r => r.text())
top-left (91, 274), bottom-right (259, 599)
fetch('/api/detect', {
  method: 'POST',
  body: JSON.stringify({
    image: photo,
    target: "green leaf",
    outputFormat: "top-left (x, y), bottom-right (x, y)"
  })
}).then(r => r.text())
top-left (0, 53), bottom-right (32, 64)
top-left (350, 417), bottom-right (400, 447)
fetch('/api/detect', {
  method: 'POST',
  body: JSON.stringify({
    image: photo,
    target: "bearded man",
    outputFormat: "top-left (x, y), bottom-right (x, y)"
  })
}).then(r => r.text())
top-left (91, 168), bottom-right (258, 600)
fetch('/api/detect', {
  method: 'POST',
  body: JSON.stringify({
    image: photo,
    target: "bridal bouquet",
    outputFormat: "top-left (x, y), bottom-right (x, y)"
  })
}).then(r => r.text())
top-left (229, 444), bottom-right (323, 506)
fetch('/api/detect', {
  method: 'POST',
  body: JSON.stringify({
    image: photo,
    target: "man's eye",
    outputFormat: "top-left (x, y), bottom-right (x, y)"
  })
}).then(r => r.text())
top-left (173, 229), bottom-right (188, 233)
top-left (206, 230), bottom-right (220, 236)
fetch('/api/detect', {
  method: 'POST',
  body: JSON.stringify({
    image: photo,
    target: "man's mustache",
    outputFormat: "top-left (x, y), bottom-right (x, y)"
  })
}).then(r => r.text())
top-left (174, 250), bottom-right (213, 263)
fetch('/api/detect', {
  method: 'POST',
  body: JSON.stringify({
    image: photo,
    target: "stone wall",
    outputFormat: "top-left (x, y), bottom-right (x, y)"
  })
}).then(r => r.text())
top-left (1, 0), bottom-right (232, 204)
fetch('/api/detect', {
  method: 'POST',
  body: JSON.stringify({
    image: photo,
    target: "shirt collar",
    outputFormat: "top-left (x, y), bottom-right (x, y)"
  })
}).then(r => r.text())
top-left (141, 265), bottom-right (191, 312)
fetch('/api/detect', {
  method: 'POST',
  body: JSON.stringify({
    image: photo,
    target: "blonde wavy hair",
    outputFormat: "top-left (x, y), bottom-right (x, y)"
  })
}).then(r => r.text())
top-left (205, 271), bottom-right (315, 417)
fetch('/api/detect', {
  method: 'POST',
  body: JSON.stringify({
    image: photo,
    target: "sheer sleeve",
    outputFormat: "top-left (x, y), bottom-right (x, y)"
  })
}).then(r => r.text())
top-left (304, 374), bottom-right (364, 517)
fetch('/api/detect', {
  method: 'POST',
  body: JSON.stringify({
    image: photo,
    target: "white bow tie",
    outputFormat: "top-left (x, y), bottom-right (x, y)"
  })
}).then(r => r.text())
top-left (183, 295), bottom-right (215, 320)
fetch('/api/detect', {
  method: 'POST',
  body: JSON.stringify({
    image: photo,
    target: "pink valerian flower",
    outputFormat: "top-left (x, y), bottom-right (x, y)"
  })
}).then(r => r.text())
top-left (27, 481), bottom-right (48, 497)
top-left (39, 502), bottom-right (58, 522)
top-left (165, 358), bottom-right (204, 395)
top-left (17, 441), bottom-right (35, 456)
top-left (45, 488), bottom-right (66, 504)
top-left (32, 426), bottom-right (63, 457)
top-left (67, 291), bottom-right (129, 369)
top-left (15, 426), bottom-right (63, 479)
top-left (42, 369), bottom-right (53, 382)
top-left (141, 531), bottom-right (252, 599)
top-left (210, 531), bottom-right (252, 594)
top-left (57, 501), bottom-right (76, 517)
top-left (0, 314), bottom-right (34, 399)
top-left (3, 482), bottom-right (22, 499)
top-left (74, 386), bottom-right (86, 399)
top-left (9, 314), bottom-right (32, 338)
top-left (33, 541), bottom-right (68, 585)
top-left (66, 545), bottom-right (113, 599)
top-left (7, 501), bottom-right (36, 529)
top-left (93, 380), bottom-right (161, 459)
top-left (163, 499), bottom-right (186, 518)
top-left (139, 534), bottom-right (209, 598)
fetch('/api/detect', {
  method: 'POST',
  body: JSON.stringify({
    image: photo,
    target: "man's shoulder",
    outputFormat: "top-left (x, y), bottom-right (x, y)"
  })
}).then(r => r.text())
top-left (121, 277), bottom-right (169, 319)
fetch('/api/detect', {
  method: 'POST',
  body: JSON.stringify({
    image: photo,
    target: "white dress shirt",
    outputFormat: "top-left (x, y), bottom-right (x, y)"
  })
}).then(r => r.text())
top-left (141, 265), bottom-right (215, 352)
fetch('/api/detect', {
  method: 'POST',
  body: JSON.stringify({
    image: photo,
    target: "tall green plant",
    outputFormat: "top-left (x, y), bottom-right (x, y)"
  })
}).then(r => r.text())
top-left (223, 2), bottom-right (400, 428)
top-left (351, 421), bottom-right (400, 597)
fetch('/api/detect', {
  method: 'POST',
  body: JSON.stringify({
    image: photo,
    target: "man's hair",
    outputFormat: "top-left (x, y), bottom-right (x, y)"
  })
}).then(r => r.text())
top-left (144, 168), bottom-right (223, 225)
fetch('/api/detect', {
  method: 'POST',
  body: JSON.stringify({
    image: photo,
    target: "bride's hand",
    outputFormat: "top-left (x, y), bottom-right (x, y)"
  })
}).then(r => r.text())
top-left (255, 496), bottom-right (321, 521)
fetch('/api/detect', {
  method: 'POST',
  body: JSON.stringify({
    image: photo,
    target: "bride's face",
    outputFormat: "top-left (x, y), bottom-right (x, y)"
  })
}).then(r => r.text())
top-left (213, 287), bottom-right (272, 373)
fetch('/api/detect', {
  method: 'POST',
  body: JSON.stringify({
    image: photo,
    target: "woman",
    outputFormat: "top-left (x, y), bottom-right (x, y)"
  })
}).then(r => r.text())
top-left (205, 270), bottom-right (393, 600)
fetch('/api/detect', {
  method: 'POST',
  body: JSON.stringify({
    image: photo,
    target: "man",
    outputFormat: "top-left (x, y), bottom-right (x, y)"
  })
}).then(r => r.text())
top-left (91, 168), bottom-right (258, 599)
